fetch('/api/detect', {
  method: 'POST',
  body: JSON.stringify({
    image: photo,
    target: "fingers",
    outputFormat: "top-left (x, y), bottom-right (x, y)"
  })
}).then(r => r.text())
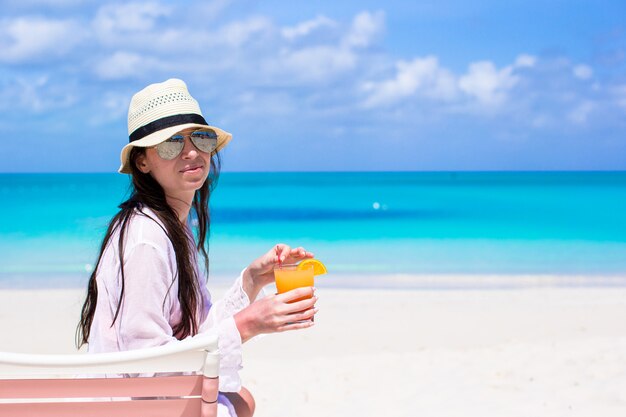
top-left (277, 291), bottom-right (318, 330)
top-left (283, 295), bottom-right (317, 314)
top-left (289, 246), bottom-right (314, 260)
top-left (241, 290), bottom-right (318, 337)
top-left (276, 319), bottom-right (315, 332)
top-left (277, 286), bottom-right (316, 304)
top-left (274, 243), bottom-right (291, 264)
top-left (276, 306), bottom-right (318, 331)
top-left (286, 306), bottom-right (318, 323)
top-left (290, 247), bottom-right (306, 257)
top-left (273, 244), bottom-right (315, 264)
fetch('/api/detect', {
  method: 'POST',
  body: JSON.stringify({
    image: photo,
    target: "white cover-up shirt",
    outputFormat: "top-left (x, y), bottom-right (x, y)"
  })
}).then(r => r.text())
top-left (87, 206), bottom-right (249, 392)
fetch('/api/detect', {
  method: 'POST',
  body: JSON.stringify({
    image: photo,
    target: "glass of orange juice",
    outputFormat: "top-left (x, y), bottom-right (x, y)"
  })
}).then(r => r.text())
top-left (274, 264), bottom-right (314, 302)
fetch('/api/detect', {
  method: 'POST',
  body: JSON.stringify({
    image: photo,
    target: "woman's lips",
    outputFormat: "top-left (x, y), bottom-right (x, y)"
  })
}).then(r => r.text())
top-left (181, 165), bottom-right (203, 174)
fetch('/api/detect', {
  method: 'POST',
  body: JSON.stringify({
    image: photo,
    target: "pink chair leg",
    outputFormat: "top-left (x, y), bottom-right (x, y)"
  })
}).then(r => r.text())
top-left (201, 376), bottom-right (219, 417)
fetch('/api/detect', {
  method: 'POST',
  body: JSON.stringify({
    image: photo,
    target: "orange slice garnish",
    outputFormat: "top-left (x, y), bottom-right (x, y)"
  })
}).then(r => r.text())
top-left (297, 259), bottom-right (328, 276)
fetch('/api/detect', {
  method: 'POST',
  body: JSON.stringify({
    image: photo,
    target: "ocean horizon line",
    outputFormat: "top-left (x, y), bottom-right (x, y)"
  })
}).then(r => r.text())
top-left (1, 169), bottom-right (626, 175)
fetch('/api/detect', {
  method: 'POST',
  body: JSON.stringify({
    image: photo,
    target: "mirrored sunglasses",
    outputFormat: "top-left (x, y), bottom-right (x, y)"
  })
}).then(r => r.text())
top-left (154, 129), bottom-right (218, 160)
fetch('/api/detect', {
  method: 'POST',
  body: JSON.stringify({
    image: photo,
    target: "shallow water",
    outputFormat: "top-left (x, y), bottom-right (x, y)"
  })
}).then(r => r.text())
top-left (1, 171), bottom-right (625, 288)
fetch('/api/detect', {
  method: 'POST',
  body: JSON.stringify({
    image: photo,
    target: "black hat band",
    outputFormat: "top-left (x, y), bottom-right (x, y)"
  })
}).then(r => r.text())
top-left (129, 113), bottom-right (208, 143)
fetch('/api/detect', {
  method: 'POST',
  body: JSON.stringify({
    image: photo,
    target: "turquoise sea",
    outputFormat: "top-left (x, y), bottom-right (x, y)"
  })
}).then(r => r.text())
top-left (1, 172), bottom-right (626, 289)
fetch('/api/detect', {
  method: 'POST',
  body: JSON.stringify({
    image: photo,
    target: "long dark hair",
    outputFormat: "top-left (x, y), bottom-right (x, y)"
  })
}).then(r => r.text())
top-left (76, 146), bottom-right (221, 348)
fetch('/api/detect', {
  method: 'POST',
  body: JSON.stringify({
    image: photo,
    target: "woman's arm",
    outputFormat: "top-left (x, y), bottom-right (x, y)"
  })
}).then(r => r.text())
top-left (234, 287), bottom-right (317, 343)
top-left (114, 242), bottom-right (244, 392)
top-left (242, 243), bottom-right (315, 299)
top-left (112, 243), bottom-right (179, 350)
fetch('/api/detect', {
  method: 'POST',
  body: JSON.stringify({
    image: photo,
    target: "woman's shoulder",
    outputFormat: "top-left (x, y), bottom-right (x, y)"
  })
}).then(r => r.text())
top-left (97, 205), bottom-right (176, 273)
top-left (121, 206), bottom-right (172, 251)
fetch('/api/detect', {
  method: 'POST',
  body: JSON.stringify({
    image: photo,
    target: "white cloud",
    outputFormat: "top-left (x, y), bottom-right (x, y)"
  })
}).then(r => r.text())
top-left (93, 2), bottom-right (171, 35)
top-left (281, 15), bottom-right (336, 41)
top-left (612, 85), bottom-right (626, 111)
top-left (363, 56), bottom-right (520, 109)
top-left (567, 101), bottom-right (595, 124)
top-left (216, 16), bottom-right (274, 47)
top-left (573, 64), bottom-right (593, 80)
top-left (92, 2), bottom-right (177, 49)
top-left (85, 7), bottom-right (383, 86)
top-left (89, 7), bottom-right (369, 84)
top-left (257, 11), bottom-right (387, 85)
top-left (458, 61), bottom-right (518, 106)
top-left (514, 54), bottom-right (536, 68)
top-left (342, 10), bottom-right (385, 48)
top-left (530, 115), bottom-right (551, 129)
top-left (103, 92), bottom-right (129, 114)
top-left (94, 51), bottom-right (161, 80)
top-left (0, 16), bottom-right (84, 63)
top-left (5, 0), bottom-right (90, 5)
top-left (2, 6), bottom-right (621, 137)
top-left (87, 91), bottom-right (130, 125)
top-left (270, 46), bottom-right (357, 83)
top-left (0, 75), bottom-right (77, 112)
top-left (91, 5), bottom-right (275, 54)
top-left (234, 90), bottom-right (296, 116)
top-left (194, 0), bottom-right (234, 20)
top-left (362, 56), bottom-right (457, 107)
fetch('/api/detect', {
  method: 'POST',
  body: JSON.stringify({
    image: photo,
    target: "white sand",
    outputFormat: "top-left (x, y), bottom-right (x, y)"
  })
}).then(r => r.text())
top-left (1, 284), bottom-right (626, 416)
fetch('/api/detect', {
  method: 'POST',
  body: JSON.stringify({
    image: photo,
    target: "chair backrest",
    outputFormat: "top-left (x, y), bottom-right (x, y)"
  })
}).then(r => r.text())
top-left (0, 334), bottom-right (220, 417)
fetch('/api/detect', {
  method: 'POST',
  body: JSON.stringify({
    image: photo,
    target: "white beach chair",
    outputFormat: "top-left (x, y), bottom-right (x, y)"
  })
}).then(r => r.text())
top-left (0, 333), bottom-right (219, 417)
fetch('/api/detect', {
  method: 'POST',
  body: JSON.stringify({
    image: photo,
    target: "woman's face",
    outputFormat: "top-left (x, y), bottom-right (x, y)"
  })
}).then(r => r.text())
top-left (135, 127), bottom-right (212, 200)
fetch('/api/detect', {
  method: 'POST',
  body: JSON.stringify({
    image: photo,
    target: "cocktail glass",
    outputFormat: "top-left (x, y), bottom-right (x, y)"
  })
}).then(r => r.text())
top-left (274, 264), bottom-right (315, 302)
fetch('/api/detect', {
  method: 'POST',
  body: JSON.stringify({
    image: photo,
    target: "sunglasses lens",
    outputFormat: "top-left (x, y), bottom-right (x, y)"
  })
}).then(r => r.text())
top-left (156, 135), bottom-right (185, 160)
top-left (190, 130), bottom-right (218, 153)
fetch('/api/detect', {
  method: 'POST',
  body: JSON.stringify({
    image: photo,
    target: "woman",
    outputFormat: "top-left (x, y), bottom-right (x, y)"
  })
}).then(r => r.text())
top-left (77, 79), bottom-right (318, 417)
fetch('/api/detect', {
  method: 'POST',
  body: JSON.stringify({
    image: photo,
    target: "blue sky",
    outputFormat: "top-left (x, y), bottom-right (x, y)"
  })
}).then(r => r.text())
top-left (1, 0), bottom-right (625, 172)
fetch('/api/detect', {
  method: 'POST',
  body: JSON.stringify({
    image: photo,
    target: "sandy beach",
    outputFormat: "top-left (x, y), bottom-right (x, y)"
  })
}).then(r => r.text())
top-left (1, 282), bottom-right (626, 416)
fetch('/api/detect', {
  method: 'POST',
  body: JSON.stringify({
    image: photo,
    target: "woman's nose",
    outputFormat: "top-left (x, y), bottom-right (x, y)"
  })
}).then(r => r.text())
top-left (181, 137), bottom-right (199, 158)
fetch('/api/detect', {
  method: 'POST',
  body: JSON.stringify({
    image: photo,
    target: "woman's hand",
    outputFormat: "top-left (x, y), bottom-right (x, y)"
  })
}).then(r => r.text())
top-left (242, 243), bottom-right (314, 300)
top-left (234, 286), bottom-right (317, 343)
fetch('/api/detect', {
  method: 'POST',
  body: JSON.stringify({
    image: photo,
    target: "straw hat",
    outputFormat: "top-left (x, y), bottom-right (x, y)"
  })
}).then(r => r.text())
top-left (118, 78), bottom-right (232, 174)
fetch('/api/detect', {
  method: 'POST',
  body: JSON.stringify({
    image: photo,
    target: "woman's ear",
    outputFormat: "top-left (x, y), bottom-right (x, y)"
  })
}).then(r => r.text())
top-left (135, 153), bottom-right (151, 174)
